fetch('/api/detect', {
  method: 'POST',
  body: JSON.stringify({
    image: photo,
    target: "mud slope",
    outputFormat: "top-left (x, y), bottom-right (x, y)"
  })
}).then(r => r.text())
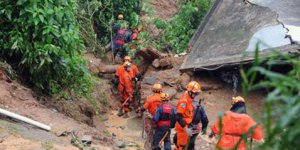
top-left (0, 79), bottom-right (114, 149)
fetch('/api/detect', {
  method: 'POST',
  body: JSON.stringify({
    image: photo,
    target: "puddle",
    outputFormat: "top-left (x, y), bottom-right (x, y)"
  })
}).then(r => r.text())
top-left (104, 111), bottom-right (144, 148)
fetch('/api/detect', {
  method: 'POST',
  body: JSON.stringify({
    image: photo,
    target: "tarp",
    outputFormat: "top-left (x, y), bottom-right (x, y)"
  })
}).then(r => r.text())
top-left (181, 0), bottom-right (300, 71)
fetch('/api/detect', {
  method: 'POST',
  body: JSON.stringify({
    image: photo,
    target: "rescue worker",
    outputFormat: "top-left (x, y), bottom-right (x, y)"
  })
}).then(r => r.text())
top-left (174, 97), bottom-right (209, 150)
top-left (175, 81), bottom-right (202, 150)
top-left (112, 60), bottom-right (127, 94)
top-left (152, 93), bottom-right (176, 150)
top-left (137, 83), bottom-right (163, 116)
top-left (117, 61), bottom-right (134, 118)
top-left (136, 83), bottom-right (163, 149)
top-left (124, 56), bottom-right (142, 81)
top-left (112, 14), bottom-right (131, 59)
top-left (209, 96), bottom-right (263, 150)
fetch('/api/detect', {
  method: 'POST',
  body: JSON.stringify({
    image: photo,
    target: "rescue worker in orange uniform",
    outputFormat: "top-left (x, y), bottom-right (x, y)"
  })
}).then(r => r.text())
top-left (152, 93), bottom-right (176, 150)
top-left (175, 81), bottom-right (202, 150)
top-left (137, 83), bottom-right (163, 116)
top-left (117, 61), bottom-right (134, 118)
top-left (209, 96), bottom-right (263, 150)
top-left (124, 56), bottom-right (142, 81)
top-left (136, 83), bottom-right (163, 149)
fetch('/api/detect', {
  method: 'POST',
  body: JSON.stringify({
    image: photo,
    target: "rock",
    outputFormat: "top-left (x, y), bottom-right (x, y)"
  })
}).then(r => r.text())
top-left (112, 133), bottom-right (116, 137)
top-left (116, 141), bottom-right (126, 148)
top-left (152, 57), bottom-right (173, 69)
top-left (164, 88), bottom-right (177, 100)
top-left (143, 76), bottom-right (158, 85)
top-left (180, 73), bottom-right (191, 90)
top-left (119, 126), bottom-right (125, 130)
top-left (81, 135), bottom-right (92, 145)
top-left (152, 59), bottom-right (160, 68)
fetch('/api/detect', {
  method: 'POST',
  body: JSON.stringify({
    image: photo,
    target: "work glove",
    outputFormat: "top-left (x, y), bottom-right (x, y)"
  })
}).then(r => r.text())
top-left (185, 128), bottom-right (193, 136)
top-left (145, 112), bottom-right (153, 119)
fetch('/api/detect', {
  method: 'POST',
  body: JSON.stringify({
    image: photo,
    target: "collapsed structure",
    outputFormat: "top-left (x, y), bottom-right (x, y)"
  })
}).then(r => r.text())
top-left (181, 0), bottom-right (300, 71)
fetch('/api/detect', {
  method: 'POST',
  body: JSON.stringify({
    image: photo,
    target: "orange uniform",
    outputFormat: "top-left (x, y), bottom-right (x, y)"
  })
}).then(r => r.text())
top-left (211, 111), bottom-right (263, 150)
top-left (118, 70), bottom-right (133, 112)
top-left (116, 64), bottom-right (138, 79)
top-left (143, 93), bottom-right (162, 116)
top-left (130, 64), bottom-right (139, 78)
top-left (175, 91), bottom-right (194, 147)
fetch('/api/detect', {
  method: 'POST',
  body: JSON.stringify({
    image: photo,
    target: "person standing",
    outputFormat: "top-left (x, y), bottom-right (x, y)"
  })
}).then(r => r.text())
top-left (209, 96), bottom-right (263, 150)
top-left (175, 81), bottom-right (202, 150)
top-left (152, 93), bottom-right (176, 150)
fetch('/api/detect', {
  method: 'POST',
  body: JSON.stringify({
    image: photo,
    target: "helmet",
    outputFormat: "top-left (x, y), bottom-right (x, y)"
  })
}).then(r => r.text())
top-left (118, 14), bottom-right (123, 20)
top-left (160, 93), bottom-right (169, 101)
top-left (187, 81), bottom-right (201, 94)
top-left (152, 83), bottom-right (162, 93)
top-left (231, 96), bottom-right (245, 105)
top-left (124, 56), bottom-right (131, 62)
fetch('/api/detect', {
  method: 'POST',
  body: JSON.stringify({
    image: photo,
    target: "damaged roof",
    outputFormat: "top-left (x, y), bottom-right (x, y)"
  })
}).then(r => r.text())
top-left (181, 0), bottom-right (300, 71)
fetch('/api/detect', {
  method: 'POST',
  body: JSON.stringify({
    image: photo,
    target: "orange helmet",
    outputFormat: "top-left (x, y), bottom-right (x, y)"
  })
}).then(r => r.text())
top-left (152, 83), bottom-right (162, 93)
top-left (118, 14), bottom-right (123, 20)
top-left (160, 93), bottom-right (169, 101)
top-left (124, 56), bottom-right (131, 62)
top-left (187, 81), bottom-right (201, 94)
top-left (231, 96), bottom-right (245, 105)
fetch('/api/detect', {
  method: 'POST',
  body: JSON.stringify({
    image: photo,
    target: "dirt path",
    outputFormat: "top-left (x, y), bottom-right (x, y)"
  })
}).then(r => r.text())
top-left (104, 110), bottom-right (144, 149)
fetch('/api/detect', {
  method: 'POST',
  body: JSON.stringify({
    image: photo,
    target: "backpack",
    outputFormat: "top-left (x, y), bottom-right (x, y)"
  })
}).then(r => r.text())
top-left (115, 29), bottom-right (127, 45)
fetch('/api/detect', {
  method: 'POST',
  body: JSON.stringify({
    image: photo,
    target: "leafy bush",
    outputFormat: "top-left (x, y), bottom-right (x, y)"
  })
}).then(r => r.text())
top-left (241, 50), bottom-right (300, 149)
top-left (154, 0), bottom-right (211, 53)
top-left (0, 0), bottom-right (92, 95)
top-left (79, 0), bottom-right (141, 45)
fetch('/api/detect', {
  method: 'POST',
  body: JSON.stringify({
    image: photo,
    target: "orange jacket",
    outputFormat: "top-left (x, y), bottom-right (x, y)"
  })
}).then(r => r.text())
top-left (118, 70), bottom-right (133, 95)
top-left (211, 111), bottom-right (263, 150)
top-left (143, 93), bottom-right (162, 116)
top-left (175, 91), bottom-right (194, 130)
top-left (115, 66), bottom-right (124, 77)
top-left (130, 64), bottom-right (139, 78)
top-left (116, 64), bottom-right (138, 79)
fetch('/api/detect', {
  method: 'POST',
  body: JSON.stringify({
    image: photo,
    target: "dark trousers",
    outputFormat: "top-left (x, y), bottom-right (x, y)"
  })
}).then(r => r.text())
top-left (153, 128), bottom-right (171, 150)
top-left (173, 133), bottom-right (199, 150)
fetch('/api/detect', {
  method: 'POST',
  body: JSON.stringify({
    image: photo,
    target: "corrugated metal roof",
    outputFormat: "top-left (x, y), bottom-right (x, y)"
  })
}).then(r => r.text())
top-left (181, 0), bottom-right (300, 71)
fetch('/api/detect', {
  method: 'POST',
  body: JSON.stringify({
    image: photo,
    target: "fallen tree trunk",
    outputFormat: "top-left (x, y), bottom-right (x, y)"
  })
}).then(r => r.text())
top-left (0, 108), bottom-right (51, 131)
top-left (99, 65), bottom-right (118, 74)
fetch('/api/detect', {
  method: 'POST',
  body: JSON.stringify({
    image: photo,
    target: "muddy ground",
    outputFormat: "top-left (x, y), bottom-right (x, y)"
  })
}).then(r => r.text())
top-left (100, 55), bottom-right (265, 150)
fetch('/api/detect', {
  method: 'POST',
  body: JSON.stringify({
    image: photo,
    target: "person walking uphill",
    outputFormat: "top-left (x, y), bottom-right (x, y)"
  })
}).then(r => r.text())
top-left (175, 81), bottom-right (202, 150)
top-left (152, 93), bottom-right (176, 150)
top-left (209, 96), bottom-right (263, 150)
top-left (112, 14), bottom-right (132, 59)
top-left (117, 61), bottom-right (134, 118)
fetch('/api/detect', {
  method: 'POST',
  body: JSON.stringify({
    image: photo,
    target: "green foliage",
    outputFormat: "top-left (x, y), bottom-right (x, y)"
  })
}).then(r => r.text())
top-left (78, 0), bottom-right (141, 45)
top-left (0, 0), bottom-right (92, 95)
top-left (154, 0), bottom-right (211, 53)
top-left (242, 49), bottom-right (300, 149)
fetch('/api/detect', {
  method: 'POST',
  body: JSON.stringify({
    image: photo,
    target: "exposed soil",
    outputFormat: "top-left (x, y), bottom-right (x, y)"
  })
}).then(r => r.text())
top-left (151, 0), bottom-right (178, 20)
top-left (0, 74), bottom-right (114, 149)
